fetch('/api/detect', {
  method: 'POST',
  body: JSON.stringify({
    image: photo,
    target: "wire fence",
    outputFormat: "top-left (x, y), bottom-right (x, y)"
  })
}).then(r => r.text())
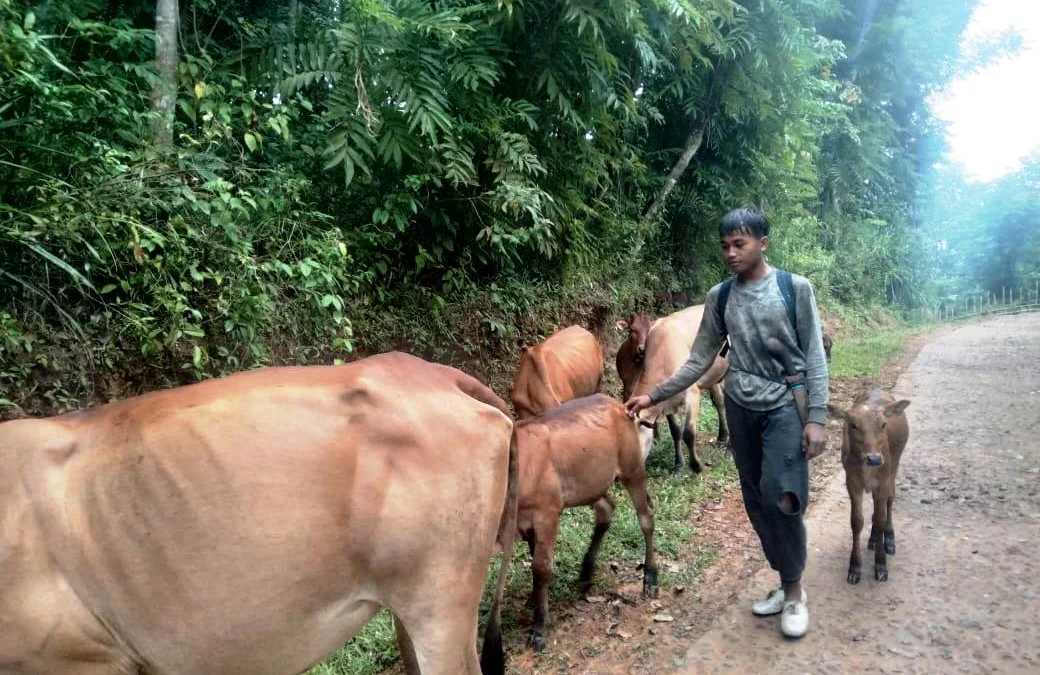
top-left (937, 282), bottom-right (1040, 322)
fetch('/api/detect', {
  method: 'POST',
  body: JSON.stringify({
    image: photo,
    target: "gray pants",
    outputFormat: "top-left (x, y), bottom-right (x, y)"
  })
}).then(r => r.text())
top-left (725, 395), bottom-right (808, 584)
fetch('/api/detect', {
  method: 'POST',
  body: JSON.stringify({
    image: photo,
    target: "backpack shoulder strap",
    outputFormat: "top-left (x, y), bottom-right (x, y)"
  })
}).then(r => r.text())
top-left (776, 269), bottom-right (800, 350)
top-left (716, 277), bottom-right (734, 358)
top-left (717, 277), bottom-right (734, 335)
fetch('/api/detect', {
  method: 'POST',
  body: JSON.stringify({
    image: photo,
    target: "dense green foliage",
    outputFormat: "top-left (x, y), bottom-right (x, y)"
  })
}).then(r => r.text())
top-left (924, 155), bottom-right (1040, 304)
top-left (0, 0), bottom-right (980, 413)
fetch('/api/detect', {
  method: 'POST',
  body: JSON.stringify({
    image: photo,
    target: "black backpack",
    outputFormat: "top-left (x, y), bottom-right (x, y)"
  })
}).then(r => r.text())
top-left (717, 269), bottom-right (799, 357)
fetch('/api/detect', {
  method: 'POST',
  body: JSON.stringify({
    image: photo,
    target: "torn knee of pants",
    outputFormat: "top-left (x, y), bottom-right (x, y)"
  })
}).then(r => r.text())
top-left (777, 491), bottom-right (803, 516)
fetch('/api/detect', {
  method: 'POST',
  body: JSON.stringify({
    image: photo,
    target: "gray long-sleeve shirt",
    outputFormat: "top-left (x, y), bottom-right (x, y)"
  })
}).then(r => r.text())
top-left (648, 269), bottom-right (830, 425)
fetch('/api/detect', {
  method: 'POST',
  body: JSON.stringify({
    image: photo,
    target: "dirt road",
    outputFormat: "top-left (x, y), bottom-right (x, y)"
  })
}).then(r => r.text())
top-left (679, 313), bottom-right (1040, 674)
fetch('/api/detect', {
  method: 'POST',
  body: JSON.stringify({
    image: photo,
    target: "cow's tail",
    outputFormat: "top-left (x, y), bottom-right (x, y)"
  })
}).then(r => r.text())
top-left (480, 429), bottom-right (519, 675)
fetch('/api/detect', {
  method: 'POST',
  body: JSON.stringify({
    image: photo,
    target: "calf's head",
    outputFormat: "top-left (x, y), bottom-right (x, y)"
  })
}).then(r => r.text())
top-left (616, 314), bottom-right (653, 364)
top-left (828, 399), bottom-right (910, 467)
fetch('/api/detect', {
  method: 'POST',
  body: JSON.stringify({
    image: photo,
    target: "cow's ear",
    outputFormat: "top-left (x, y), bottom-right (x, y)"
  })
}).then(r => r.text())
top-left (883, 400), bottom-right (910, 418)
top-left (615, 320), bottom-right (630, 331)
top-left (826, 403), bottom-right (847, 421)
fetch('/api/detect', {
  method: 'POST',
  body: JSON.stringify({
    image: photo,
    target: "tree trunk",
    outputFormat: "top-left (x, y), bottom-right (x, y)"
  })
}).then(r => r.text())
top-left (151, 0), bottom-right (179, 149)
top-left (639, 61), bottom-right (730, 225)
top-left (640, 123), bottom-right (705, 224)
top-left (289, 0), bottom-right (299, 37)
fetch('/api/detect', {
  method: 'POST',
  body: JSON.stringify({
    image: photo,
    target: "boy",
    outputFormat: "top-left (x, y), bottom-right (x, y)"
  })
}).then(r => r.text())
top-left (625, 208), bottom-right (828, 638)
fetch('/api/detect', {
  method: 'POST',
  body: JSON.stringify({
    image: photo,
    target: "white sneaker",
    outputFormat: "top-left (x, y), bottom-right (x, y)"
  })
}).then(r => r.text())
top-left (751, 587), bottom-right (785, 616)
top-left (780, 589), bottom-right (809, 638)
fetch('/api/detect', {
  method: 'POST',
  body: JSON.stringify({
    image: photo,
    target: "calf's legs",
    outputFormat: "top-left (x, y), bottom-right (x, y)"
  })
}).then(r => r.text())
top-left (622, 475), bottom-right (659, 598)
top-left (847, 482), bottom-right (864, 584)
top-left (885, 495), bottom-right (896, 554)
top-left (528, 514), bottom-right (560, 652)
top-left (849, 488), bottom-right (897, 584)
top-left (579, 496), bottom-right (614, 595)
top-left (871, 491), bottom-right (890, 581)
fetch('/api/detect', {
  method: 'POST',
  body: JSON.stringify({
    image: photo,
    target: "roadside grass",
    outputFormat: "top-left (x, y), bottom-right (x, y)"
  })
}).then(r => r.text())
top-left (307, 405), bottom-right (733, 675)
top-left (828, 328), bottom-right (920, 379)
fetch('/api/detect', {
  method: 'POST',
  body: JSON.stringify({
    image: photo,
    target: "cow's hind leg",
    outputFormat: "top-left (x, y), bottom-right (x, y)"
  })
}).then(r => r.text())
top-left (392, 610), bottom-right (482, 675)
top-left (884, 494), bottom-right (896, 555)
top-left (524, 531), bottom-right (537, 608)
top-left (666, 413), bottom-right (685, 474)
top-left (872, 491), bottom-right (890, 581)
top-left (709, 383), bottom-right (729, 447)
top-left (847, 481), bottom-right (864, 584)
top-left (394, 613), bottom-right (421, 675)
top-left (529, 514), bottom-right (560, 652)
top-left (579, 496), bottom-right (614, 595)
top-left (681, 389), bottom-right (704, 474)
top-left (621, 470), bottom-right (658, 598)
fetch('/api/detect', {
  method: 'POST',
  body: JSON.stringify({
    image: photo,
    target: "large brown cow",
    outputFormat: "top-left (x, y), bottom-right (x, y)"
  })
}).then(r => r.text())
top-left (616, 306), bottom-right (729, 473)
top-left (514, 394), bottom-right (657, 652)
top-left (829, 389), bottom-right (911, 585)
top-left (0, 352), bottom-right (517, 675)
top-left (511, 325), bottom-right (604, 419)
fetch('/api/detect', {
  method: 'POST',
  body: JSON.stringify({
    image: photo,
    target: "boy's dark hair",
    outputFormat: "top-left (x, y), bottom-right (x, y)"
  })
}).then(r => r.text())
top-left (719, 208), bottom-right (769, 238)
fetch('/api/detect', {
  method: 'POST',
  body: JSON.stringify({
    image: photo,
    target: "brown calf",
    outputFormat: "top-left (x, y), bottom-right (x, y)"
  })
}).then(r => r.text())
top-left (514, 394), bottom-right (657, 652)
top-left (829, 390), bottom-right (911, 584)
top-left (512, 325), bottom-right (604, 419)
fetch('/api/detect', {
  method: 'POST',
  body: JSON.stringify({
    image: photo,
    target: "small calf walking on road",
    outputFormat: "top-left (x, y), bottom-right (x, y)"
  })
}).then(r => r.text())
top-left (514, 394), bottom-right (658, 652)
top-left (829, 390), bottom-right (911, 584)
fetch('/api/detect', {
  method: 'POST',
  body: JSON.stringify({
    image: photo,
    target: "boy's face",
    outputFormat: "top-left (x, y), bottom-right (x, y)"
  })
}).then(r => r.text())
top-left (720, 230), bottom-right (768, 275)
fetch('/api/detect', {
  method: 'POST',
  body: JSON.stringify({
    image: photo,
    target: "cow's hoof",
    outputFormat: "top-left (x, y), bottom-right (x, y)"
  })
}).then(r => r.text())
top-left (690, 461), bottom-right (704, 475)
top-left (643, 583), bottom-right (659, 599)
top-left (527, 632), bottom-right (546, 653)
top-left (874, 565), bottom-right (888, 582)
top-left (847, 567), bottom-right (861, 584)
top-left (578, 580), bottom-right (593, 596)
top-left (884, 536), bottom-right (896, 556)
top-left (671, 466), bottom-right (686, 476)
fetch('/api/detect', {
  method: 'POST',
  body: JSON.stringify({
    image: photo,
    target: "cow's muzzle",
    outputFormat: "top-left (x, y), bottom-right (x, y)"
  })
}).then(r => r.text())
top-left (864, 453), bottom-right (884, 467)
top-left (635, 347), bottom-right (646, 364)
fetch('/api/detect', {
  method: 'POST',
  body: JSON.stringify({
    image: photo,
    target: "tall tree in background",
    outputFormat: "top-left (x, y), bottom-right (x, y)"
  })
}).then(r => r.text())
top-left (151, 0), bottom-right (179, 148)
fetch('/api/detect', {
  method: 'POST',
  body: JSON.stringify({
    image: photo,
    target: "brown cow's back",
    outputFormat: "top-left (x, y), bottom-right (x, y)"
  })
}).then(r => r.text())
top-left (515, 394), bottom-right (640, 515)
top-left (512, 325), bottom-right (603, 419)
top-left (0, 352), bottom-right (513, 675)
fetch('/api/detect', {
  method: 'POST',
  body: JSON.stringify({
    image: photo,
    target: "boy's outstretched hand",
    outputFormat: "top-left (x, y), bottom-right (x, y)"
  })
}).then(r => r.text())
top-left (624, 395), bottom-right (652, 418)
top-left (803, 422), bottom-right (827, 459)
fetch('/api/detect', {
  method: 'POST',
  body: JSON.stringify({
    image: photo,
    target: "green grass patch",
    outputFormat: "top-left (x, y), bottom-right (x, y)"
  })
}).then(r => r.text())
top-left (309, 400), bottom-right (733, 674)
top-left (827, 329), bottom-right (916, 378)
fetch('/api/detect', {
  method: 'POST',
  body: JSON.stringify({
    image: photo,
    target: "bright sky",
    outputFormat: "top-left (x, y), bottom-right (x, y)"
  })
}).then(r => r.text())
top-left (930, 0), bottom-right (1040, 183)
